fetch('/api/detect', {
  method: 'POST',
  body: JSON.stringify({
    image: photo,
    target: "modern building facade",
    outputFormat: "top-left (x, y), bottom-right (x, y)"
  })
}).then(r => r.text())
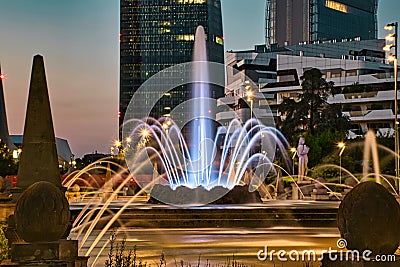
top-left (120, 0), bottom-right (224, 136)
top-left (265, 0), bottom-right (378, 47)
top-left (218, 39), bottom-right (399, 138)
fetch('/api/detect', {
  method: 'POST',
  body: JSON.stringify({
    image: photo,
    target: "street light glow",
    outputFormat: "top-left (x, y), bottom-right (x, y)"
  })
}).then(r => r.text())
top-left (388, 53), bottom-right (396, 62)
top-left (386, 34), bottom-right (396, 42)
top-left (383, 44), bottom-right (394, 52)
top-left (338, 142), bottom-right (346, 157)
top-left (114, 140), bottom-right (121, 147)
top-left (337, 142), bottom-right (346, 184)
top-left (246, 89), bottom-right (254, 102)
top-left (385, 25), bottom-right (394, 31)
top-left (140, 128), bottom-right (150, 138)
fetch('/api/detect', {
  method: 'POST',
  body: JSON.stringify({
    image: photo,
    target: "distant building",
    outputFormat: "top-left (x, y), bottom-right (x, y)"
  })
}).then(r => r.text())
top-left (82, 152), bottom-right (108, 164)
top-left (10, 135), bottom-right (74, 168)
top-left (119, 0), bottom-right (224, 138)
top-left (219, 39), bottom-right (398, 138)
top-left (265, 0), bottom-right (378, 46)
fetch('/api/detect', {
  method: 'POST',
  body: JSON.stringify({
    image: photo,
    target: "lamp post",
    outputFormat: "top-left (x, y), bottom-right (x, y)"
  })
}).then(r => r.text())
top-left (290, 147), bottom-right (297, 175)
top-left (384, 22), bottom-right (399, 190)
top-left (162, 121), bottom-right (170, 135)
top-left (246, 86), bottom-right (254, 122)
top-left (244, 81), bottom-right (254, 168)
top-left (337, 142), bottom-right (346, 184)
top-left (114, 140), bottom-right (122, 157)
top-left (246, 86), bottom-right (254, 148)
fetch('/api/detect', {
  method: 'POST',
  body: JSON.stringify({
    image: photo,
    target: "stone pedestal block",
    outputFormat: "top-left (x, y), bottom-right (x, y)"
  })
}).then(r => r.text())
top-left (292, 181), bottom-right (313, 200)
top-left (312, 188), bottom-right (330, 200)
top-left (7, 240), bottom-right (87, 267)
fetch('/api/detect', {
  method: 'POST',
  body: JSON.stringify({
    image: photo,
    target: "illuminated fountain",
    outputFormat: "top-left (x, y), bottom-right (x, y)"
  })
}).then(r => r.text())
top-left (117, 26), bottom-right (291, 205)
top-left (63, 129), bottom-right (400, 266)
top-left (61, 26), bottom-right (400, 267)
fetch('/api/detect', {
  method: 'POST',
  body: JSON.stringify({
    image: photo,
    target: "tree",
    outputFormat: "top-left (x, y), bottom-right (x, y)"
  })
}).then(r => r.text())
top-left (0, 225), bottom-right (8, 261)
top-left (279, 68), bottom-right (351, 139)
top-left (278, 68), bottom-right (352, 168)
top-left (318, 103), bottom-right (351, 134)
top-left (0, 140), bottom-right (18, 177)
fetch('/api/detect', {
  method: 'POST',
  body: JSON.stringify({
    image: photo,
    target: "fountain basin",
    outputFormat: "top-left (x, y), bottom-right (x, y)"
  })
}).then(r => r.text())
top-left (147, 184), bottom-right (263, 205)
top-left (69, 200), bottom-right (339, 229)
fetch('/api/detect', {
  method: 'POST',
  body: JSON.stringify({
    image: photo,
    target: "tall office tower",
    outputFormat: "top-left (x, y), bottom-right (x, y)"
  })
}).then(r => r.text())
top-left (120, 0), bottom-right (224, 136)
top-left (265, 0), bottom-right (378, 47)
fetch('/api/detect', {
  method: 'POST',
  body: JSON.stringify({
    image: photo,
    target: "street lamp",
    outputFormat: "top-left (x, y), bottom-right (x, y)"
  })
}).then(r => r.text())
top-left (290, 147), bottom-right (297, 175)
top-left (246, 87), bottom-right (254, 119)
top-left (245, 81), bottom-right (255, 168)
top-left (246, 86), bottom-right (254, 133)
top-left (114, 140), bottom-right (122, 156)
top-left (337, 142), bottom-right (346, 184)
top-left (140, 128), bottom-right (150, 140)
top-left (162, 122), bottom-right (169, 135)
top-left (384, 22), bottom-right (399, 189)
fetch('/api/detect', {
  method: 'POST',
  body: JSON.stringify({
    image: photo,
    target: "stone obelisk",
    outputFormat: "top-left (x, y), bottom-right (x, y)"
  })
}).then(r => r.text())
top-left (0, 64), bottom-right (16, 150)
top-left (14, 55), bottom-right (61, 198)
top-left (3, 55), bottom-right (88, 267)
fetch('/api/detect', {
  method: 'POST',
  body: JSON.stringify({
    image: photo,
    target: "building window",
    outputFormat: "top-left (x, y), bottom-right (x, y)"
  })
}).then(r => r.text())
top-left (325, 0), bottom-right (348, 13)
top-left (176, 0), bottom-right (206, 4)
top-left (215, 36), bottom-right (224, 45)
top-left (177, 34), bottom-right (195, 41)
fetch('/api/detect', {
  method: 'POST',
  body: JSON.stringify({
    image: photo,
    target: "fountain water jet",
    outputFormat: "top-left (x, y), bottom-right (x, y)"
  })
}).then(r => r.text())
top-left (120, 24), bottom-right (284, 205)
top-left (363, 130), bottom-right (381, 183)
top-left (189, 26), bottom-right (215, 187)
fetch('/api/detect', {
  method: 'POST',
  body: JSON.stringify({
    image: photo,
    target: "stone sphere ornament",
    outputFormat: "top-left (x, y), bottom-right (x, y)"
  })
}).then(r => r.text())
top-left (337, 181), bottom-right (400, 255)
top-left (14, 181), bottom-right (70, 242)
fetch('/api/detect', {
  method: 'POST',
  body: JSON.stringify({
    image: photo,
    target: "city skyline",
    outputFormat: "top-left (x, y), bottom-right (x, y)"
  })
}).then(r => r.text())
top-left (0, 0), bottom-right (399, 157)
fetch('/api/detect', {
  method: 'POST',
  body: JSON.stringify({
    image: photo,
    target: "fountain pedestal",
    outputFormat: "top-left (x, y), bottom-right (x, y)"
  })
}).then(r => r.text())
top-left (6, 240), bottom-right (88, 267)
top-left (311, 188), bottom-right (330, 200)
top-left (291, 181), bottom-right (313, 200)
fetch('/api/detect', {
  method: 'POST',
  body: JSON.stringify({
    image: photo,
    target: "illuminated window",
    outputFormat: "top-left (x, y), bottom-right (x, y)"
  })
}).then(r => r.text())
top-left (177, 34), bottom-right (195, 41)
top-left (158, 28), bottom-right (170, 34)
top-left (176, 0), bottom-right (206, 4)
top-left (215, 36), bottom-right (224, 45)
top-left (325, 0), bottom-right (348, 13)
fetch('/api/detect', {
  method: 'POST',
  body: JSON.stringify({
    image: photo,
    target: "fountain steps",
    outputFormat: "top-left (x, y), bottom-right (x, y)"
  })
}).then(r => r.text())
top-left (70, 202), bottom-right (339, 229)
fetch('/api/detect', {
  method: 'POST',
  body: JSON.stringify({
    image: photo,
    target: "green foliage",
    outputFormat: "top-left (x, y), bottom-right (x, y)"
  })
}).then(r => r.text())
top-left (0, 140), bottom-right (18, 177)
top-left (303, 131), bottom-right (346, 169)
top-left (0, 225), bottom-right (8, 262)
top-left (279, 68), bottom-right (351, 139)
top-left (375, 136), bottom-right (396, 175)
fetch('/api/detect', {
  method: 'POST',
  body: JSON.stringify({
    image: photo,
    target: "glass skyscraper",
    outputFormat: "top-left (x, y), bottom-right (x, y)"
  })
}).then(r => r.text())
top-left (120, 0), bottom-right (224, 135)
top-left (265, 0), bottom-right (378, 47)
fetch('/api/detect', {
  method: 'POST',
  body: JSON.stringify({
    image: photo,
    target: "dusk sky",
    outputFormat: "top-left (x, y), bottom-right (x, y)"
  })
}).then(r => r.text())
top-left (0, 0), bottom-right (399, 157)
